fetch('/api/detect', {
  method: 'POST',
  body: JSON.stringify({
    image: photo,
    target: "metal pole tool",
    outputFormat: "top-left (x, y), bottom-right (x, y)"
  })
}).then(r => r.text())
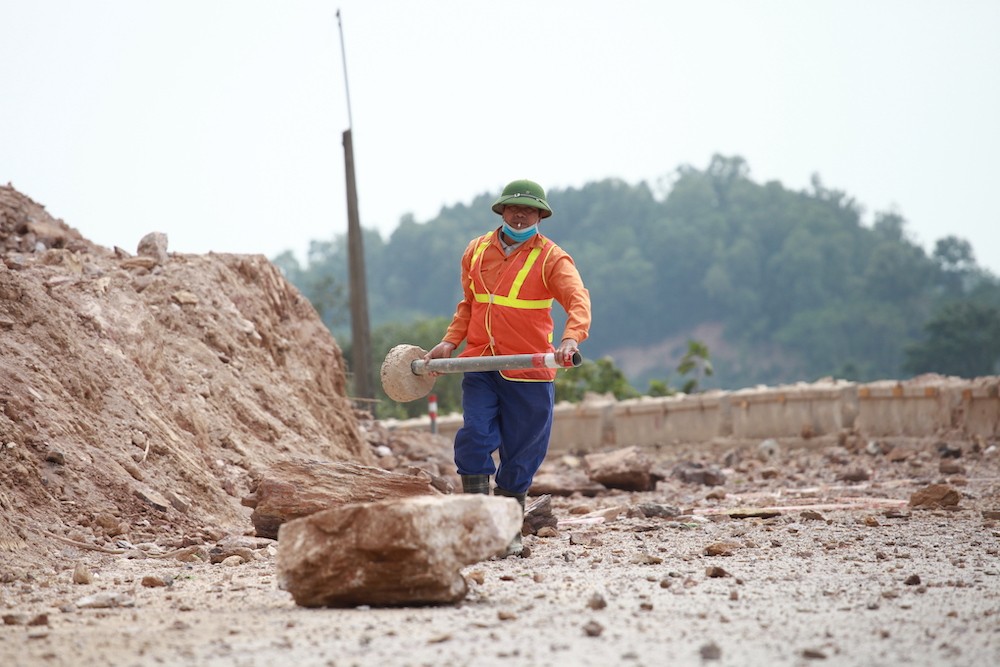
top-left (380, 344), bottom-right (582, 403)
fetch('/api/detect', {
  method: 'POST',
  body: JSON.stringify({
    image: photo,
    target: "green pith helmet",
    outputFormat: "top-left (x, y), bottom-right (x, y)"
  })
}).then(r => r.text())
top-left (491, 179), bottom-right (552, 218)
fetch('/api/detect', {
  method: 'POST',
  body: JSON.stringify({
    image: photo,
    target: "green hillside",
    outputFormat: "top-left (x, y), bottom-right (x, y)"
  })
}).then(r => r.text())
top-left (275, 155), bottom-right (1000, 398)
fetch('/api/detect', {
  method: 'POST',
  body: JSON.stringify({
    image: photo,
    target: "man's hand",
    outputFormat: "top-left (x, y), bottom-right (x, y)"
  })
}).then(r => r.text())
top-left (423, 341), bottom-right (456, 376)
top-left (554, 338), bottom-right (579, 367)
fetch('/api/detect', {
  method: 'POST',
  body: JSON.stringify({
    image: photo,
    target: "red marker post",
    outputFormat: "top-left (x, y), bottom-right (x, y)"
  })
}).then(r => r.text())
top-left (428, 393), bottom-right (438, 434)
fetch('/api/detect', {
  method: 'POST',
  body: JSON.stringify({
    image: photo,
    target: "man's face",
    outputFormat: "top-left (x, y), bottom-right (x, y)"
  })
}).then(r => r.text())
top-left (502, 205), bottom-right (541, 230)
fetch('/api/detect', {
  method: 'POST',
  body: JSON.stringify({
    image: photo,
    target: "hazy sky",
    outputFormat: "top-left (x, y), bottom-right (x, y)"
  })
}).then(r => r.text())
top-left (3, 1), bottom-right (999, 274)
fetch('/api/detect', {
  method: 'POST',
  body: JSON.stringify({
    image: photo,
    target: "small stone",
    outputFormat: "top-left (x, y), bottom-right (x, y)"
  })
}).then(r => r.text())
top-left (497, 610), bottom-right (517, 621)
top-left (587, 593), bottom-right (607, 610)
top-left (141, 575), bottom-right (170, 588)
top-left (636, 503), bottom-right (680, 518)
top-left (939, 461), bottom-right (965, 475)
top-left (76, 592), bottom-right (135, 609)
top-left (570, 532), bottom-right (602, 547)
top-left (706, 566), bottom-right (730, 578)
top-left (704, 542), bottom-right (740, 556)
top-left (867, 440), bottom-right (886, 455)
top-left (802, 648), bottom-right (827, 660)
top-left (700, 641), bottom-right (722, 660)
top-left (886, 446), bottom-right (913, 462)
top-left (630, 552), bottom-right (663, 565)
top-left (836, 468), bottom-right (870, 482)
top-left (910, 484), bottom-right (961, 509)
top-left (27, 614), bottom-right (49, 627)
top-left (904, 574), bottom-right (921, 586)
top-left (583, 620), bottom-right (604, 637)
top-left (727, 508), bottom-right (782, 519)
top-left (134, 487), bottom-right (171, 512)
top-left (936, 442), bottom-right (962, 459)
top-left (171, 290), bottom-right (199, 306)
top-left (122, 460), bottom-right (144, 481)
top-left (165, 490), bottom-right (191, 514)
top-left (220, 555), bottom-right (244, 567)
top-left (673, 461), bottom-right (726, 487)
top-left (758, 439), bottom-right (779, 460)
top-left (45, 450), bottom-right (65, 465)
top-left (72, 562), bottom-right (93, 585)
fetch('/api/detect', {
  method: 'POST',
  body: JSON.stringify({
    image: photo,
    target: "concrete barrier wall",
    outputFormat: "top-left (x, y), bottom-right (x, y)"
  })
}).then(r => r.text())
top-left (612, 393), bottom-right (727, 447)
top-left (856, 381), bottom-right (956, 437)
top-left (386, 376), bottom-right (1000, 450)
top-left (729, 384), bottom-right (855, 439)
top-left (965, 384), bottom-right (1000, 437)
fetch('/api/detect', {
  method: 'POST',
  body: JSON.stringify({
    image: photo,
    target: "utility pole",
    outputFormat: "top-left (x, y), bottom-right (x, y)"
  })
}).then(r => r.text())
top-left (336, 10), bottom-right (375, 412)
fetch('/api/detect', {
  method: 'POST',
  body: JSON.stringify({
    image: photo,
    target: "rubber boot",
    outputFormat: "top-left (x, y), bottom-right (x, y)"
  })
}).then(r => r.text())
top-left (494, 487), bottom-right (526, 557)
top-left (461, 474), bottom-right (491, 495)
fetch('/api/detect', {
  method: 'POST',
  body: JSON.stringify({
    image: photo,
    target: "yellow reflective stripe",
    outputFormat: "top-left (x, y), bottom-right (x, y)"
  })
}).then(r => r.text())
top-left (508, 247), bottom-right (540, 298)
top-left (470, 239), bottom-right (491, 264)
top-left (473, 293), bottom-right (553, 309)
top-left (472, 241), bottom-right (554, 310)
top-left (468, 239), bottom-right (491, 294)
top-left (470, 239), bottom-right (553, 309)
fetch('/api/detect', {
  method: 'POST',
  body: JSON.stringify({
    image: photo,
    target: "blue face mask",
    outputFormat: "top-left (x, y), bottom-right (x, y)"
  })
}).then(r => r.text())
top-left (502, 222), bottom-right (538, 242)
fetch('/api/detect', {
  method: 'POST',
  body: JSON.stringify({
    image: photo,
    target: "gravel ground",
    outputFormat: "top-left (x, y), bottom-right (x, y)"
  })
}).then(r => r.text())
top-left (2, 480), bottom-right (998, 667)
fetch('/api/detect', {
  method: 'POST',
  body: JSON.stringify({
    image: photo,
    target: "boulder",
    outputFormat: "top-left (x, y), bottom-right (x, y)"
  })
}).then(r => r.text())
top-left (136, 231), bottom-right (168, 264)
top-left (276, 495), bottom-right (521, 607)
top-left (243, 460), bottom-right (442, 539)
top-left (909, 483), bottom-right (961, 509)
top-left (585, 446), bottom-right (659, 491)
top-left (530, 470), bottom-right (606, 497)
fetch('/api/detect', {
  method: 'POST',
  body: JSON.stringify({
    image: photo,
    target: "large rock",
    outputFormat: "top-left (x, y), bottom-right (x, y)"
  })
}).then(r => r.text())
top-left (136, 231), bottom-right (169, 265)
top-left (243, 460), bottom-right (443, 539)
top-left (909, 483), bottom-right (961, 509)
top-left (276, 495), bottom-right (521, 607)
top-left (585, 446), bottom-right (659, 491)
top-left (530, 470), bottom-right (606, 497)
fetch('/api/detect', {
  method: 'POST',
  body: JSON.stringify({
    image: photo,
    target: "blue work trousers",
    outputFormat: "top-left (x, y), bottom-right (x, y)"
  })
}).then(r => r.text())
top-left (454, 371), bottom-right (555, 494)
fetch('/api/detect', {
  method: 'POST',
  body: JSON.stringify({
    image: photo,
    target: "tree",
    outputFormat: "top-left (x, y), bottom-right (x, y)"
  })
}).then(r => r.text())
top-left (554, 357), bottom-right (640, 403)
top-left (933, 236), bottom-right (976, 272)
top-left (903, 302), bottom-right (1000, 378)
top-left (675, 340), bottom-right (714, 393)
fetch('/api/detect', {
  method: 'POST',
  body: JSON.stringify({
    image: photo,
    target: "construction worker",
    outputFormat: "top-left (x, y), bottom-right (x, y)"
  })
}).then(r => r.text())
top-left (424, 179), bottom-right (591, 556)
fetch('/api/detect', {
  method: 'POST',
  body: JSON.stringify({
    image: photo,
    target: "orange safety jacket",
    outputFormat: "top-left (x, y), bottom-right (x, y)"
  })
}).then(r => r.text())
top-left (444, 229), bottom-right (591, 382)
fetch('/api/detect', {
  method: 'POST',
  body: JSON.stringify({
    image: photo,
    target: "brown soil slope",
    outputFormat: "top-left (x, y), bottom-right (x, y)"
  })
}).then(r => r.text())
top-left (0, 185), bottom-right (371, 575)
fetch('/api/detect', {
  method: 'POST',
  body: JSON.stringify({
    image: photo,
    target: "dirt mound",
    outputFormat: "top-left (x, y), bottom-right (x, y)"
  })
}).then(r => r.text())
top-left (0, 185), bottom-right (378, 574)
